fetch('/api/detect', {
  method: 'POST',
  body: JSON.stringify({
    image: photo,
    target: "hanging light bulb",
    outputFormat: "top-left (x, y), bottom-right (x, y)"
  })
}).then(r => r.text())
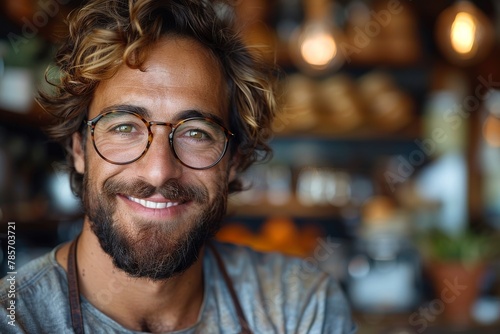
top-left (299, 23), bottom-right (338, 68)
top-left (450, 11), bottom-right (477, 55)
top-left (435, 1), bottom-right (494, 66)
top-left (290, 0), bottom-right (344, 74)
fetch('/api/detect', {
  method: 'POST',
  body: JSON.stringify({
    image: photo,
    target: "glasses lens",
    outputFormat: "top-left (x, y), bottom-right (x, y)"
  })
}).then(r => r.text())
top-left (173, 119), bottom-right (228, 169)
top-left (93, 112), bottom-right (149, 164)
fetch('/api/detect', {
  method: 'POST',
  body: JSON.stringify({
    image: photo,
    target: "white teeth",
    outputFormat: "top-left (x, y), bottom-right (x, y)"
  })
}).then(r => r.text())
top-left (127, 196), bottom-right (179, 209)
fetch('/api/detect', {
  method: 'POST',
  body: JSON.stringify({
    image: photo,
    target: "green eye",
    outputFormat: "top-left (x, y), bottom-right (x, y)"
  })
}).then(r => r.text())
top-left (114, 124), bottom-right (134, 133)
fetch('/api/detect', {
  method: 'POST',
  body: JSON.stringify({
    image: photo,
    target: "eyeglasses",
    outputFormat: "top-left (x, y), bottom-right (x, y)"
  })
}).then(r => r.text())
top-left (85, 110), bottom-right (234, 170)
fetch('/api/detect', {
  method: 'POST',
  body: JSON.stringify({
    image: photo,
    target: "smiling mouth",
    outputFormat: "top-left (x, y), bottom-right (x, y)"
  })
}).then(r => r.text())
top-left (127, 196), bottom-right (180, 209)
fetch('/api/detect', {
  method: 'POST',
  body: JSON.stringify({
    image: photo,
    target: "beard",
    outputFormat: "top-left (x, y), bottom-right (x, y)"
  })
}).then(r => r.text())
top-left (81, 174), bottom-right (227, 281)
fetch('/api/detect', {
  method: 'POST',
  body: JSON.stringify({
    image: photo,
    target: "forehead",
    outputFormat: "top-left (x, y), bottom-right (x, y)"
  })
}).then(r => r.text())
top-left (89, 36), bottom-right (228, 121)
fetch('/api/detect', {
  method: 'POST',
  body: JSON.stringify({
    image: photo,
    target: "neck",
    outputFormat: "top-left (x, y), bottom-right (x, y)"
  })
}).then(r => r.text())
top-left (57, 220), bottom-right (205, 332)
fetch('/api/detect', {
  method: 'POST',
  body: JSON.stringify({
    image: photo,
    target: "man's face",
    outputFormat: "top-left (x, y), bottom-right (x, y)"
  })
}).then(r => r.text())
top-left (72, 36), bottom-right (234, 280)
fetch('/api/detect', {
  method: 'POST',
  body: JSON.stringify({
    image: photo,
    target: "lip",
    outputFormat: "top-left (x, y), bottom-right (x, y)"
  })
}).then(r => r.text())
top-left (118, 194), bottom-right (189, 219)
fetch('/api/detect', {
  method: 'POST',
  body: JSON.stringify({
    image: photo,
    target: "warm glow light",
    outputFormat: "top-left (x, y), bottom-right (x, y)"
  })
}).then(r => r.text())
top-left (483, 115), bottom-right (500, 147)
top-left (300, 28), bottom-right (337, 68)
top-left (450, 12), bottom-right (477, 55)
top-left (435, 1), bottom-right (494, 65)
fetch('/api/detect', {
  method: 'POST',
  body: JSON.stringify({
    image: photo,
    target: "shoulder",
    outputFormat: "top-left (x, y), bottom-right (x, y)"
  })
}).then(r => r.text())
top-left (0, 246), bottom-right (73, 332)
top-left (212, 241), bottom-right (336, 291)
top-left (0, 248), bottom-right (65, 301)
top-left (209, 241), bottom-right (356, 333)
top-left (211, 241), bottom-right (313, 291)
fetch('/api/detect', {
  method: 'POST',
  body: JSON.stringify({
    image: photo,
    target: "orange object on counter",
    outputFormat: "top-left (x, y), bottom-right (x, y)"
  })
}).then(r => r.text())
top-left (216, 222), bottom-right (255, 246)
top-left (217, 218), bottom-right (326, 258)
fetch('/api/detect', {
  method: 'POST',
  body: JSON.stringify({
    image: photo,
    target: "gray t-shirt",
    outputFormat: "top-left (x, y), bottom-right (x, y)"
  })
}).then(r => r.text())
top-left (0, 241), bottom-right (356, 333)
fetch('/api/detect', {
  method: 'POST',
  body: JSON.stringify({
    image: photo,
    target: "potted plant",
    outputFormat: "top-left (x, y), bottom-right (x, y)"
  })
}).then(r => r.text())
top-left (418, 229), bottom-right (499, 326)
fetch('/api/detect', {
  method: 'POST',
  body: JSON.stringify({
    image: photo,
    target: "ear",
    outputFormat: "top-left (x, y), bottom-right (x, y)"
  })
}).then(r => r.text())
top-left (72, 132), bottom-right (85, 174)
top-left (228, 153), bottom-right (240, 184)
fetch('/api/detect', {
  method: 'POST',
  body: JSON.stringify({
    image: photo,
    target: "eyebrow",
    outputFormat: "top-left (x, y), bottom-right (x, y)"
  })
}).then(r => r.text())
top-left (99, 104), bottom-right (227, 126)
top-left (100, 104), bottom-right (151, 119)
top-left (175, 109), bottom-right (226, 126)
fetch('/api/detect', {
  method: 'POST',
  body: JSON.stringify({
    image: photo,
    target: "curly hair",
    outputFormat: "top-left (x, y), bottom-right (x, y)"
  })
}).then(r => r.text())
top-left (37, 0), bottom-right (278, 196)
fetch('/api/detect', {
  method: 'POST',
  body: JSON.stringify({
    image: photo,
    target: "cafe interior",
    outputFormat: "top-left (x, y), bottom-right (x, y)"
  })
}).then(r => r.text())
top-left (2, 0), bottom-right (500, 332)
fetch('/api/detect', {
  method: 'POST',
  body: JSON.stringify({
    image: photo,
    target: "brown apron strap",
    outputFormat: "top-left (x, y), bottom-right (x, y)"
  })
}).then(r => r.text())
top-left (67, 236), bottom-right (85, 334)
top-left (208, 242), bottom-right (252, 334)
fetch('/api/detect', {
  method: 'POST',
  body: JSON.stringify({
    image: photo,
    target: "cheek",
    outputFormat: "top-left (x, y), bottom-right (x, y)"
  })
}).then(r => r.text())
top-left (84, 143), bottom-right (124, 188)
top-left (190, 166), bottom-right (229, 199)
top-left (209, 165), bottom-right (231, 195)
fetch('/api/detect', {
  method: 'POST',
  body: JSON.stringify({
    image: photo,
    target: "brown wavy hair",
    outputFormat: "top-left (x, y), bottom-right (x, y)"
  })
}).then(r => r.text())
top-left (37, 0), bottom-right (278, 197)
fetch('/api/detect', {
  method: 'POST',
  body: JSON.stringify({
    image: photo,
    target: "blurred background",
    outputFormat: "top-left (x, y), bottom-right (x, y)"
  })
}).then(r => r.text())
top-left (2, 0), bottom-right (500, 332)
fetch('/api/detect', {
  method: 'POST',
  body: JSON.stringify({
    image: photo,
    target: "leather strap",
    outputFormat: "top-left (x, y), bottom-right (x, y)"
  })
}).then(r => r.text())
top-left (208, 242), bottom-right (252, 334)
top-left (67, 235), bottom-right (85, 334)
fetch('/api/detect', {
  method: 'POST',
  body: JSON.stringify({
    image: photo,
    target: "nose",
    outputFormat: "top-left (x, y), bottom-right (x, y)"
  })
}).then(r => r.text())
top-left (135, 125), bottom-right (182, 187)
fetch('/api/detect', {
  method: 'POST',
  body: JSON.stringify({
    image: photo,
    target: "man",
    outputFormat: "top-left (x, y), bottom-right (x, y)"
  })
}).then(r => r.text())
top-left (0, 0), bottom-right (355, 333)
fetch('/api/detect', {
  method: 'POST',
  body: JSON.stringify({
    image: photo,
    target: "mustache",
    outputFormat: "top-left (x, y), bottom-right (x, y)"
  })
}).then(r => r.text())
top-left (102, 178), bottom-right (208, 204)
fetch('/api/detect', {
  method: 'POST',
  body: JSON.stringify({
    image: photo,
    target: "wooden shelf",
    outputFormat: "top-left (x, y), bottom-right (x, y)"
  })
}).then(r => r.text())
top-left (228, 196), bottom-right (343, 219)
top-left (272, 115), bottom-right (422, 141)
